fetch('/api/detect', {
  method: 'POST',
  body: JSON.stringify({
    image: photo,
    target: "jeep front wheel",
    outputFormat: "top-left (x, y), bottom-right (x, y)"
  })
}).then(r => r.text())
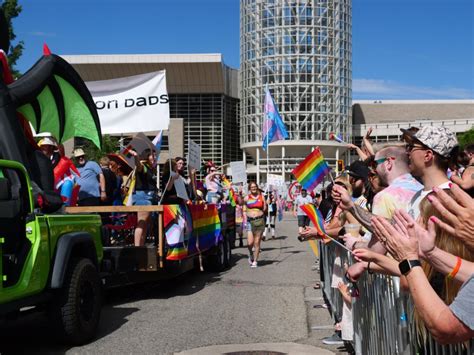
top-left (49, 258), bottom-right (102, 345)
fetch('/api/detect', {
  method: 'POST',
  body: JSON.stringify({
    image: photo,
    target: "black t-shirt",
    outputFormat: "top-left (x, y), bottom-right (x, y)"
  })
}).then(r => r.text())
top-left (101, 167), bottom-right (117, 201)
top-left (135, 164), bottom-right (156, 192)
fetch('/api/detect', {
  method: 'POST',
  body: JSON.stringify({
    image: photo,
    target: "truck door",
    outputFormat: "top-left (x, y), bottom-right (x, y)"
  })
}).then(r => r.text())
top-left (0, 162), bottom-right (31, 288)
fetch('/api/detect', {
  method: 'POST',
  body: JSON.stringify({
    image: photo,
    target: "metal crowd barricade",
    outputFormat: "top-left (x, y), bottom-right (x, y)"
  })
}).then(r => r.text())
top-left (319, 241), bottom-right (473, 355)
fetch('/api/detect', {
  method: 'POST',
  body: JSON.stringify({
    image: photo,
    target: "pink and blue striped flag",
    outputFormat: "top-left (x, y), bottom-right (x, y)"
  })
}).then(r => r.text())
top-left (262, 86), bottom-right (289, 151)
top-left (152, 130), bottom-right (163, 159)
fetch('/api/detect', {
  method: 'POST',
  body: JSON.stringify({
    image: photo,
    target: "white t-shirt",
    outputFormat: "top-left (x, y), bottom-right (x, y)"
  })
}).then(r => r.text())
top-left (295, 194), bottom-right (313, 216)
top-left (407, 181), bottom-right (451, 220)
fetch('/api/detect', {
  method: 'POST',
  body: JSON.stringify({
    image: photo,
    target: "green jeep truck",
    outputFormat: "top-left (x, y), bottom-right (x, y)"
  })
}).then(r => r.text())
top-left (0, 159), bottom-right (104, 345)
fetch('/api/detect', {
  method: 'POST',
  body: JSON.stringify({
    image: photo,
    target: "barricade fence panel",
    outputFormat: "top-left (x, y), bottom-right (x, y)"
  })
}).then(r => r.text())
top-left (319, 241), bottom-right (473, 355)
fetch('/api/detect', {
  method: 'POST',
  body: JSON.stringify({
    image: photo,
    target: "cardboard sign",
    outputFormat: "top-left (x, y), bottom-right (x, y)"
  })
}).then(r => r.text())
top-left (121, 132), bottom-right (156, 168)
top-left (187, 139), bottom-right (201, 170)
top-left (230, 161), bottom-right (247, 184)
top-left (267, 173), bottom-right (285, 187)
top-left (173, 173), bottom-right (189, 201)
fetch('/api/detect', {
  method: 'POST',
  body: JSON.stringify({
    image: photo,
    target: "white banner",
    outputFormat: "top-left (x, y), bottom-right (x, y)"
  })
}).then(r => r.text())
top-left (86, 71), bottom-right (170, 135)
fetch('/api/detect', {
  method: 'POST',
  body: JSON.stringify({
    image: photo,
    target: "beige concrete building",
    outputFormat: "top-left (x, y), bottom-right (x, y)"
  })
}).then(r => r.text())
top-left (352, 99), bottom-right (474, 147)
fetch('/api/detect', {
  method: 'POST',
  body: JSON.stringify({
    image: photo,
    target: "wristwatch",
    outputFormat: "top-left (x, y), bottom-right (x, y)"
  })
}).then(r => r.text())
top-left (398, 259), bottom-right (421, 276)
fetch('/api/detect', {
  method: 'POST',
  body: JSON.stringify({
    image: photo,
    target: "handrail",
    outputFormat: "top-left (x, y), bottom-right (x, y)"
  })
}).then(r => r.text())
top-left (319, 241), bottom-right (473, 354)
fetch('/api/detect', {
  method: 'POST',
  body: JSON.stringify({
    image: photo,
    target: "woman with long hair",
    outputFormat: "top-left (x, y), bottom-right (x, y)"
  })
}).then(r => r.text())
top-left (414, 190), bottom-right (474, 346)
top-left (238, 182), bottom-right (267, 268)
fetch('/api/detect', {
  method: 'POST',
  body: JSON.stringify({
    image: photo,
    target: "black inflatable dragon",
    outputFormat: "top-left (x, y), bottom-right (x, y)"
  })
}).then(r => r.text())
top-left (0, 10), bottom-right (101, 207)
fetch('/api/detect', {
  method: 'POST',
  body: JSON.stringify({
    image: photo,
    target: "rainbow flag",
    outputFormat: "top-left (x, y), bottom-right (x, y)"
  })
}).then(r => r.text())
top-left (292, 148), bottom-right (330, 192)
top-left (188, 204), bottom-right (222, 254)
top-left (300, 204), bottom-right (331, 244)
top-left (329, 132), bottom-right (346, 144)
top-left (164, 205), bottom-right (192, 260)
top-left (222, 176), bottom-right (237, 207)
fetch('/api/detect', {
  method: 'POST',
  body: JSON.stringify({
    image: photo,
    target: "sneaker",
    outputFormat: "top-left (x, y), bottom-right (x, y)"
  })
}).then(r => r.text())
top-left (251, 261), bottom-right (258, 268)
top-left (248, 256), bottom-right (253, 265)
top-left (322, 334), bottom-right (344, 345)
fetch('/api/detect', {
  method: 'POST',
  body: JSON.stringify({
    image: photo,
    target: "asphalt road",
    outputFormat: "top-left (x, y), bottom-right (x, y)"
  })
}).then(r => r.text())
top-left (0, 214), bottom-right (338, 354)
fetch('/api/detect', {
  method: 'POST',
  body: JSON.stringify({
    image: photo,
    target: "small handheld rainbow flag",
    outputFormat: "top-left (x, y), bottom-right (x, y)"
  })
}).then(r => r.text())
top-left (329, 132), bottom-right (346, 144)
top-left (300, 204), bottom-right (331, 243)
top-left (221, 176), bottom-right (237, 207)
top-left (292, 148), bottom-right (330, 192)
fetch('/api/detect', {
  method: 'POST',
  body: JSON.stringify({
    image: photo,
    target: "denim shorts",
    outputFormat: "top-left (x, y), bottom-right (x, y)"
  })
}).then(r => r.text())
top-left (133, 190), bottom-right (154, 206)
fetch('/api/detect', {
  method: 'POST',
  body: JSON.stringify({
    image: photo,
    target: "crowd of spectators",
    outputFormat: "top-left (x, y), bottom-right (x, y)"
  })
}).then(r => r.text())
top-left (300, 126), bottom-right (474, 352)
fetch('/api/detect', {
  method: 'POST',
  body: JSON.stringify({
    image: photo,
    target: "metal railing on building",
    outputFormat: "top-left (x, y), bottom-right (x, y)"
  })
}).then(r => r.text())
top-left (319, 241), bottom-right (473, 355)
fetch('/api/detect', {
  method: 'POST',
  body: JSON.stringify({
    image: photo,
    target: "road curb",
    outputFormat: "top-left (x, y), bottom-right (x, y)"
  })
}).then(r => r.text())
top-left (175, 341), bottom-right (335, 354)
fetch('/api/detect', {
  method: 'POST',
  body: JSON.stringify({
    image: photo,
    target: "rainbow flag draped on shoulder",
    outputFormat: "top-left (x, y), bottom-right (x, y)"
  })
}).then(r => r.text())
top-left (292, 147), bottom-right (330, 191)
top-left (300, 204), bottom-right (331, 244)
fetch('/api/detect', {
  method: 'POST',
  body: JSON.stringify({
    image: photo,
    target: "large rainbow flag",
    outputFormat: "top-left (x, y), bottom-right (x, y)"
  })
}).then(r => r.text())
top-left (300, 204), bottom-right (331, 244)
top-left (292, 148), bottom-right (330, 191)
top-left (164, 205), bottom-right (193, 260)
top-left (188, 204), bottom-right (222, 254)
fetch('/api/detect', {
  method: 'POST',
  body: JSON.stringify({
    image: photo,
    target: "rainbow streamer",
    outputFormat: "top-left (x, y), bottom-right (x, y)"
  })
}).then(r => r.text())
top-left (300, 204), bottom-right (331, 244)
top-left (292, 148), bottom-right (330, 192)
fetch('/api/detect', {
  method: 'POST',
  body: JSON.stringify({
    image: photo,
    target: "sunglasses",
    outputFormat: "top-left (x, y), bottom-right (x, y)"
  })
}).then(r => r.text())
top-left (405, 144), bottom-right (429, 153)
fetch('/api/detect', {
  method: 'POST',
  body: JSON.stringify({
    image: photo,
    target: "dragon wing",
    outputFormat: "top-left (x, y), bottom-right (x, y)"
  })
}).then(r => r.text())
top-left (8, 50), bottom-right (102, 148)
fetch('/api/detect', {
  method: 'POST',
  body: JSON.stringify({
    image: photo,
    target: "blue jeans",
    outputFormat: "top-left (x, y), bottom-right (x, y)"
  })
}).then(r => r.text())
top-left (133, 190), bottom-right (154, 206)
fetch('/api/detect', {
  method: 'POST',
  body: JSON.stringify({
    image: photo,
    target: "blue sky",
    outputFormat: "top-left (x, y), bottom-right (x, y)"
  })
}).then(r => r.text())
top-left (12, 0), bottom-right (474, 100)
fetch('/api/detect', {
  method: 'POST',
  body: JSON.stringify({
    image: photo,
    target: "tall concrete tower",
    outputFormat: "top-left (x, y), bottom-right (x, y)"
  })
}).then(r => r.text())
top-left (240, 0), bottom-right (352, 184)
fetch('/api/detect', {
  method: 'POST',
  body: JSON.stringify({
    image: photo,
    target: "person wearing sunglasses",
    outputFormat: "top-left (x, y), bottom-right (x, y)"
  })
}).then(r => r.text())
top-left (402, 126), bottom-right (459, 220)
top-left (204, 162), bottom-right (222, 204)
top-left (73, 148), bottom-right (106, 207)
top-left (334, 144), bottom-right (423, 280)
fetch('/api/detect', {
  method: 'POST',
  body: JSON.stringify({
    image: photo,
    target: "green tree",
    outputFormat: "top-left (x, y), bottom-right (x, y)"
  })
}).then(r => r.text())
top-left (457, 127), bottom-right (474, 148)
top-left (76, 135), bottom-right (121, 163)
top-left (2, 0), bottom-right (24, 77)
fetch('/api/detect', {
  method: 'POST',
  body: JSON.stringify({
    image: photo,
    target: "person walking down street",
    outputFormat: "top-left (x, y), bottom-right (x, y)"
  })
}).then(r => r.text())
top-left (263, 191), bottom-right (277, 240)
top-left (294, 188), bottom-right (313, 235)
top-left (238, 182), bottom-right (267, 268)
top-left (74, 148), bottom-right (106, 206)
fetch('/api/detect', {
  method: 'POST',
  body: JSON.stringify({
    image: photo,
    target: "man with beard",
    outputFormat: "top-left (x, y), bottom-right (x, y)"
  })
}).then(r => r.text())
top-left (74, 148), bottom-right (106, 206)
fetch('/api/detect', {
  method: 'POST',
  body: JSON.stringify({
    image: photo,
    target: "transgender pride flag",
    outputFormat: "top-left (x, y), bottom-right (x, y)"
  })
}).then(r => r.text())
top-left (262, 86), bottom-right (289, 151)
top-left (152, 130), bottom-right (163, 159)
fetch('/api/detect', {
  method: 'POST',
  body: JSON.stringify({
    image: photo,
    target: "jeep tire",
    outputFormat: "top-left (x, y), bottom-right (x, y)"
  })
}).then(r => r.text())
top-left (49, 258), bottom-right (102, 345)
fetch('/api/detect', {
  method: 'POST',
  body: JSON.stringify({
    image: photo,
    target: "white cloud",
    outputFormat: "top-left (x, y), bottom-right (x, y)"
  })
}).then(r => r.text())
top-left (353, 78), bottom-right (474, 99)
top-left (28, 31), bottom-right (57, 37)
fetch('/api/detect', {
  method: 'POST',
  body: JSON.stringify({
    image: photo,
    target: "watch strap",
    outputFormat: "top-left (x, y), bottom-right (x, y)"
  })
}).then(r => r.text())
top-left (398, 259), bottom-right (421, 275)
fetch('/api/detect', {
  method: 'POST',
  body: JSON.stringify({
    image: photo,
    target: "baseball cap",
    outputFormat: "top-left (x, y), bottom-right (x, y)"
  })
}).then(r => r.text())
top-left (401, 126), bottom-right (458, 158)
top-left (73, 148), bottom-right (86, 158)
top-left (347, 160), bottom-right (370, 181)
top-left (38, 137), bottom-right (57, 147)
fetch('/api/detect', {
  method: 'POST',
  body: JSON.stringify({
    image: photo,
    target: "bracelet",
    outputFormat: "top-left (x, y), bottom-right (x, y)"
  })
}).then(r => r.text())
top-left (447, 256), bottom-right (462, 279)
top-left (367, 261), bottom-right (374, 275)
